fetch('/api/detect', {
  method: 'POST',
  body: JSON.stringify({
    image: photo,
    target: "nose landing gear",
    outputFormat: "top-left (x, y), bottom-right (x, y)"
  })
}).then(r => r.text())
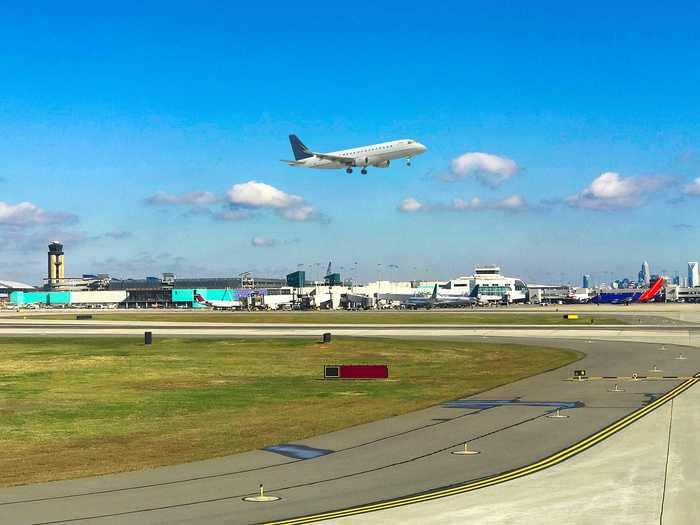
top-left (406, 157), bottom-right (412, 167)
top-left (361, 168), bottom-right (368, 175)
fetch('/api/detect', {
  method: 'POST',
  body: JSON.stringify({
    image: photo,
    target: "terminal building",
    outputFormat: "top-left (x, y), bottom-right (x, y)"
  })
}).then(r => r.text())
top-left (10, 240), bottom-right (700, 309)
top-left (449, 266), bottom-right (529, 303)
top-left (5, 246), bottom-right (534, 310)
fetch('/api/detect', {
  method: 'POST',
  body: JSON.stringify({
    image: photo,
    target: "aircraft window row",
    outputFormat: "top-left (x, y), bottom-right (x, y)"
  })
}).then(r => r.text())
top-left (343, 145), bottom-right (394, 155)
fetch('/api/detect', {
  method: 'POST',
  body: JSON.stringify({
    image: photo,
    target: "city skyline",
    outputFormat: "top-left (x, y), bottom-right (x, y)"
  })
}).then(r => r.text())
top-left (1, 3), bottom-right (699, 284)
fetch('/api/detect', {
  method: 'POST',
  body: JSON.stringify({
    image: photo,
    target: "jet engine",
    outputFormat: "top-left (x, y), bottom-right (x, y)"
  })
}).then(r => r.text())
top-left (372, 160), bottom-right (390, 168)
top-left (354, 156), bottom-right (369, 167)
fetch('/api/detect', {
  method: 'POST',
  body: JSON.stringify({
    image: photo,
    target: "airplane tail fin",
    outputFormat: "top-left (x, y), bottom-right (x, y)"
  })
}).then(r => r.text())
top-left (289, 134), bottom-right (313, 161)
top-left (431, 284), bottom-right (438, 301)
top-left (638, 276), bottom-right (665, 302)
top-left (194, 293), bottom-right (206, 304)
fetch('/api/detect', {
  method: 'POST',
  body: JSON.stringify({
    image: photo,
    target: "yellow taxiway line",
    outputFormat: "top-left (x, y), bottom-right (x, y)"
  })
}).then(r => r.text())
top-left (265, 372), bottom-right (700, 525)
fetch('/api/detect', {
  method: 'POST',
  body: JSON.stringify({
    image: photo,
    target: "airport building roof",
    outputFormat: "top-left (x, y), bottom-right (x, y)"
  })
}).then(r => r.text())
top-left (106, 276), bottom-right (287, 291)
top-left (0, 279), bottom-right (36, 290)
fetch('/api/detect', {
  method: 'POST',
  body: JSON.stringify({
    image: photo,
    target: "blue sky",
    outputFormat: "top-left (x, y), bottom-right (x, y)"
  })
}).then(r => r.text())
top-left (1, 2), bottom-right (699, 285)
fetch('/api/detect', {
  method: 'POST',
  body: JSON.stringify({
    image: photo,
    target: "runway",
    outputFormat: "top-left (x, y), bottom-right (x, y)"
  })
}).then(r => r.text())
top-left (1, 318), bottom-right (699, 351)
top-left (1, 332), bottom-right (698, 525)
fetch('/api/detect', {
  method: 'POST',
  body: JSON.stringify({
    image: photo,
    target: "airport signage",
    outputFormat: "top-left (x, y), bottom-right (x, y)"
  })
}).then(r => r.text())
top-left (324, 364), bottom-right (389, 380)
top-left (573, 369), bottom-right (587, 378)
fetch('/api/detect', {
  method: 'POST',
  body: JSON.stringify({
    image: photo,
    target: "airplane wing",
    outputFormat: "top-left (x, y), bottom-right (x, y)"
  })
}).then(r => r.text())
top-left (281, 159), bottom-right (306, 166)
top-left (309, 151), bottom-right (354, 165)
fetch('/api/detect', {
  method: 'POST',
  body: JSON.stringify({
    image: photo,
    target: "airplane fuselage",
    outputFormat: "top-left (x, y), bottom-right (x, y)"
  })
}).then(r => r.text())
top-left (290, 139), bottom-right (426, 169)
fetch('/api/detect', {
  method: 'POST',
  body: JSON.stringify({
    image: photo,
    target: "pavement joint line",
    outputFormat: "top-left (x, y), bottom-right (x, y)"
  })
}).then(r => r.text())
top-left (263, 373), bottom-right (700, 525)
top-left (658, 399), bottom-right (674, 524)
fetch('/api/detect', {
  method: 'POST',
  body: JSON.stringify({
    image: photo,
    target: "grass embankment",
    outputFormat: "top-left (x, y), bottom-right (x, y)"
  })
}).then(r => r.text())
top-left (27, 311), bottom-right (627, 325)
top-left (0, 337), bottom-right (581, 486)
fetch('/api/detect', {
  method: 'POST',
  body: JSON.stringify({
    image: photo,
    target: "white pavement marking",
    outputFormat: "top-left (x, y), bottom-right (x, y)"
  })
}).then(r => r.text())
top-left (325, 392), bottom-right (695, 525)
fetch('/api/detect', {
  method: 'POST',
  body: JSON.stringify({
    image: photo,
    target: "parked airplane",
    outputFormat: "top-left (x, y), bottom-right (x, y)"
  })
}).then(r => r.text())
top-left (591, 277), bottom-right (666, 305)
top-left (194, 292), bottom-right (241, 310)
top-left (406, 284), bottom-right (478, 309)
top-left (283, 134), bottom-right (427, 174)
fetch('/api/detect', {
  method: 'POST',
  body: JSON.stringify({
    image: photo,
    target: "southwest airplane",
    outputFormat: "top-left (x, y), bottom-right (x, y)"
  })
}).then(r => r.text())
top-left (283, 134), bottom-right (427, 174)
top-left (591, 277), bottom-right (666, 305)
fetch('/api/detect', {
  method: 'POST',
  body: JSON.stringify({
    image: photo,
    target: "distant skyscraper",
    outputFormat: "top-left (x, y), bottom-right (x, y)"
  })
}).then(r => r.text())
top-left (689, 262), bottom-right (700, 288)
top-left (639, 261), bottom-right (651, 286)
top-left (582, 274), bottom-right (591, 288)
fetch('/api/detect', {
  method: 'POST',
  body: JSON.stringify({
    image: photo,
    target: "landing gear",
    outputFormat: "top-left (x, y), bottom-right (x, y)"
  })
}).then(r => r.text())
top-left (361, 168), bottom-right (368, 175)
top-left (407, 157), bottom-right (412, 167)
top-left (346, 167), bottom-right (353, 174)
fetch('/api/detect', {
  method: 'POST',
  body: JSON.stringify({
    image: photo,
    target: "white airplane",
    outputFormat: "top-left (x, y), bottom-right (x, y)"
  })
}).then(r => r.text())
top-left (406, 284), bottom-right (478, 309)
top-left (194, 292), bottom-right (241, 310)
top-left (283, 134), bottom-right (427, 174)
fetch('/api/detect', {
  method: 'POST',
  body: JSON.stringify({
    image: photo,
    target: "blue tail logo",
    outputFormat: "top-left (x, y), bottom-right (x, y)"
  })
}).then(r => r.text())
top-left (289, 134), bottom-right (313, 161)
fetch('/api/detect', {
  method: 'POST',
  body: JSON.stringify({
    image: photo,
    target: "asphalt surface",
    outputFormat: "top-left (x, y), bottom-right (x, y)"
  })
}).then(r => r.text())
top-left (326, 384), bottom-right (700, 525)
top-left (0, 322), bottom-right (697, 331)
top-left (1, 335), bottom-right (698, 525)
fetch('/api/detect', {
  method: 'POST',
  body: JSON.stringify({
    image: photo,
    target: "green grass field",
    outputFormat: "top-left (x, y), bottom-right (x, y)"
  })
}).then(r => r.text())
top-left (0, 337), bottom-right (581, 486)
top-left (26, 310), bottom-right (628, 325)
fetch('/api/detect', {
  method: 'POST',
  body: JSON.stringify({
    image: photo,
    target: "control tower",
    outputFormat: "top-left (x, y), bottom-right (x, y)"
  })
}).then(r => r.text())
top-left (48, 241), bottom-right (65, 287)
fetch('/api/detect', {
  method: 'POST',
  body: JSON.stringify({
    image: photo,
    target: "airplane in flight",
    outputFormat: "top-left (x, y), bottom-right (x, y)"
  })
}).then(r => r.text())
top-left (194, 292), bottom-right (241, 310)
top-left (283, 134), bottom-right (427, 174)
top-left (406, 284), bottom-right (479, 309)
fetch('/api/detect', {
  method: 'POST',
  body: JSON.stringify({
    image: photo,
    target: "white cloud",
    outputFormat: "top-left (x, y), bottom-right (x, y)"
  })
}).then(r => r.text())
top-left (494, 194), bottom-right (527, 210)
top-left (399, 195), bottom-right (527, 213)
top-left (0, 201), bottom-right (77, 227)
top-left (145, 181), bottom-right (323, 223)
top-left (226, 181), bottom-right (303, 209)
top-left (251, 236), bottom-right (276, 247)
top-left (684, 177), bottom-right (700, 196)
top-left (451, 197), bottom-right (482, 210)
top-left (398, 197), bottom-right (424, 213)
top-left (452, 194), bottom-right (527, 211)
top-left (448, 152), bottom-right (519, 187)
top-left (566, 172), bottom-right (667, 210)
top-left (278, 205), bottom-right (316, 221)
top-left (226, 181), bottom-right (320, 222)
top-left (145, 191), bottom-right (219, 206)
